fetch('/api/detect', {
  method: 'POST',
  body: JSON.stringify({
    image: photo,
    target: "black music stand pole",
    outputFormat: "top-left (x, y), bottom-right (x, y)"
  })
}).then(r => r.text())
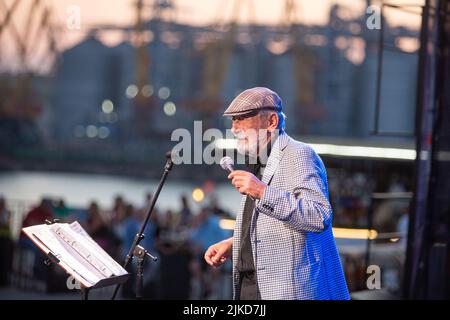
top-left (111, 152), bottom-right (174, 300)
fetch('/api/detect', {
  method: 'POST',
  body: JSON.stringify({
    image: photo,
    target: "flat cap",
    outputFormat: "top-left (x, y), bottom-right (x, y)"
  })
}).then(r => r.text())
top-left (223, 87), bottom-right (283, 117)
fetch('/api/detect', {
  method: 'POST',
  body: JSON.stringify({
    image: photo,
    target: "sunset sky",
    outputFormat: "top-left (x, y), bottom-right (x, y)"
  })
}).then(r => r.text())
top-left (0, 0), bottom-right (424, 73)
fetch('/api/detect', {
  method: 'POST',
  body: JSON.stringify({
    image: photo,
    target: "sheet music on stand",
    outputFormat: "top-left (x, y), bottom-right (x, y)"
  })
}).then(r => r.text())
top-left (22, 221), bottom-right (129, 289)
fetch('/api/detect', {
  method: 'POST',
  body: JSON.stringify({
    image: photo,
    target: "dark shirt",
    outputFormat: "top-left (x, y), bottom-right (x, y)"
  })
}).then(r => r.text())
top-left (237, 142), bottom-right (272, 273)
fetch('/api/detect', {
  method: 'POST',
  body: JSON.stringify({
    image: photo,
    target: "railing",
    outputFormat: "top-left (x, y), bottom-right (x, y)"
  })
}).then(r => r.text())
top-left (5, 198), bottom-right (35, 240)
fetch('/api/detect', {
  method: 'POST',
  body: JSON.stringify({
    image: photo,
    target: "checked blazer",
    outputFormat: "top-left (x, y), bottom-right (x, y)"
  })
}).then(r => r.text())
top-left (232, 132), bottom-right (350, 300)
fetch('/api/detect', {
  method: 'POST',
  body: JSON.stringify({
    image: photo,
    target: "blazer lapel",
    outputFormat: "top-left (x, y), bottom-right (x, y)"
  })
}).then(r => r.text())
top-left (261, 132), bottom-right (290, 186)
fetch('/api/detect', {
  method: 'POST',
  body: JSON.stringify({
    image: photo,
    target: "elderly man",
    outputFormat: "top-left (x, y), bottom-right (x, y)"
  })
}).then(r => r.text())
top-left (204, 87), bottom-right (350, 300)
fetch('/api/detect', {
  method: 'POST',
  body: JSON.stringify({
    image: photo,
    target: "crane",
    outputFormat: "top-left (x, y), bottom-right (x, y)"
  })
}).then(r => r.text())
top-left (0, 0), bottom-right (59, 121)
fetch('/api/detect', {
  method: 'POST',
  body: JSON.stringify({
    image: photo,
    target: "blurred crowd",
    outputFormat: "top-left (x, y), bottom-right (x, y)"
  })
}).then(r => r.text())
top-left (0, 170), bottom-right (412, 298)
top-left (328, 170), bottom-right (411, 232)
top-left (0, 194), bottom-right (233, 299)
top-left (327, 170), bottom-right (412, 293)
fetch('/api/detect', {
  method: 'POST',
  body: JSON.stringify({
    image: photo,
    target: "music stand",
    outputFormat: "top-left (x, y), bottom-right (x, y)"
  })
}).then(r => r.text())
top-left (22, 219), bottom-right (129, 300)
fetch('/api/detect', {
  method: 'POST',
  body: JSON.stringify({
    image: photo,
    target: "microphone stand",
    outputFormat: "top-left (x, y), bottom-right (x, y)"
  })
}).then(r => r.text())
top-left (111, 152), bottom-right (174, 300)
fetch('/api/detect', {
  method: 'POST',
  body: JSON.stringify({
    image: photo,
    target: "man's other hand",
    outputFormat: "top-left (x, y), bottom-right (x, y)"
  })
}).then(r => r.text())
top-left (204, 237), bottom-right (233, 267)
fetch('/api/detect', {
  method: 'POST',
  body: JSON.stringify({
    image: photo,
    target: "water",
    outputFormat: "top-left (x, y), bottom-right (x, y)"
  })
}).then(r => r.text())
top-left (0, 170), bottom-right (242, 214)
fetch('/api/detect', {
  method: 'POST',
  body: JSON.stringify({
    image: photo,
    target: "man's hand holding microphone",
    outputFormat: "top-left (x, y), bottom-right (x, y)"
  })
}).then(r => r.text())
top-left (220, 157), bottom-right (267, 200)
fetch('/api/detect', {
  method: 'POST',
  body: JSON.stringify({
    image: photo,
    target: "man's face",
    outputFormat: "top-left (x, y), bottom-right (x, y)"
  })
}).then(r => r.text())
top-left (231, 111), bottom-right (269, 157)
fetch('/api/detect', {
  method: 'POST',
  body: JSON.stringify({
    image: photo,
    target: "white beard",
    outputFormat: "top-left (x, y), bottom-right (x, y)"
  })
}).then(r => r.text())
top-left (235, 129), bottom-right (268, 158)
top-left (236, 139), bottom-right (257, 157)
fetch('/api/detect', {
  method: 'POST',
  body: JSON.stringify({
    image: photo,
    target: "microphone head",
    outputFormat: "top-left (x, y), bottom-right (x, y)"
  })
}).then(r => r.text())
top-left (220, 156), bottom-right (234, 172)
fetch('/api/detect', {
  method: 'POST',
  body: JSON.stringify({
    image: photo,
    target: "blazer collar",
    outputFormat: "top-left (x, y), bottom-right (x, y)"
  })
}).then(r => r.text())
top-left (261, 132), bottom-right (290, 185)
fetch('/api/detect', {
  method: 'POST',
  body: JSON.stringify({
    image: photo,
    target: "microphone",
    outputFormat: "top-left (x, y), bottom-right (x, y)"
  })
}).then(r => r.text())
top-left (220, 156), bottom-right (234, 173)
top-left (220, 156), bottom-right (255, 200)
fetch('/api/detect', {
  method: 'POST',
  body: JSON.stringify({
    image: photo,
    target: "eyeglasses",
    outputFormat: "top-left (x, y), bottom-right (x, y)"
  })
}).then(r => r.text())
top-left (230, 106), bottom-right (280, 122)
top-left (231, 110), bottom-right (260, 122)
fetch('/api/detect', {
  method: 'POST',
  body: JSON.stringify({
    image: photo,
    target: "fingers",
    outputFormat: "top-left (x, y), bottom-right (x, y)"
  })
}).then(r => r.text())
top-left (204, 244), bottom-right (229, 267)
top-left (231, 182), bottom-right (248, 195)
top-left (228, 170), bottom-right (239, 179)
top-left (205, 247), bottom-right (227, 267)
top-left (205, 238), bottom-right (233, 268)
top-left (238, 187), bottom-right (247, 194)
top-left (228, 170), bottom-right (249, 179)
top-left (230, 176), bottom-right (246, 184)
top-left (229, 172), bottom-right (249, 186)
top-left (231, 178), bottom-right (250, 192)
top-left (204, 247), bottom-right (216, 266)
top-left (212, 245), bottom-right (228, 265)
top-left (231, 178), bottom-right (245, 188)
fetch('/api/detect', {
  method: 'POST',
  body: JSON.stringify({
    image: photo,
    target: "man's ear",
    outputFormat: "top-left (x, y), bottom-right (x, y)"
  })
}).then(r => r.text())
top-left (268, 112), bottom-right (279, 133)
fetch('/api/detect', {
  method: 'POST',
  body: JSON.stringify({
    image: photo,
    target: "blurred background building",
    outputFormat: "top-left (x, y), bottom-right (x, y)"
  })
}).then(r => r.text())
top-left (0, 0), bottom-right (448, 300)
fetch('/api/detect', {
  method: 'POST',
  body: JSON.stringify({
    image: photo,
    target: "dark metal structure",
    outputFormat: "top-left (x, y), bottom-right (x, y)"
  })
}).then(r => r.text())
top-left (404, 0), bottom-right (450, 300)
